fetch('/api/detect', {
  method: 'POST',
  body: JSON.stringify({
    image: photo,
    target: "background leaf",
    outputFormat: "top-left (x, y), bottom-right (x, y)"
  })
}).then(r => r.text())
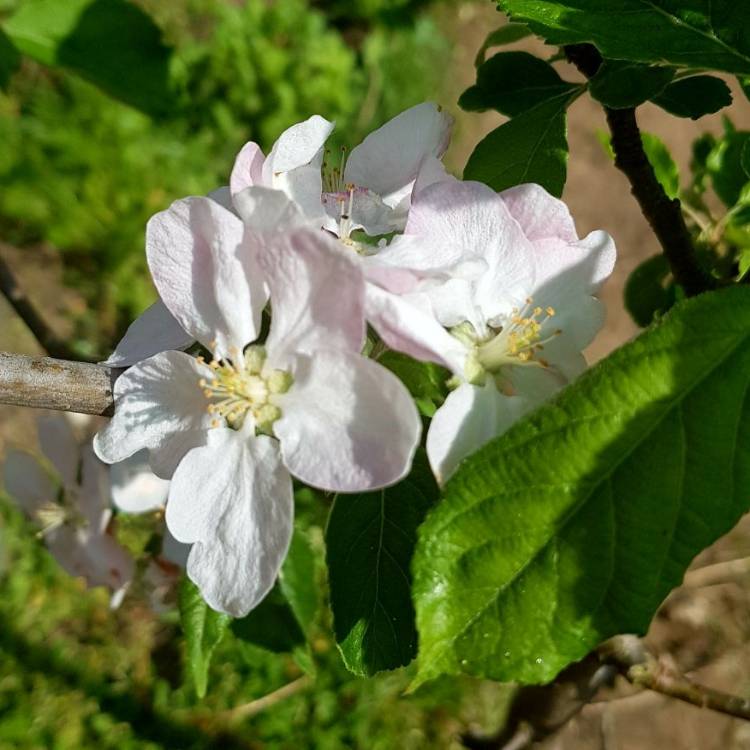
top-left (327, 450), bottom-right (438, 676)
top-left (179, 578), bottom-right (232, 699)
top-left (3, 0), bottom-right (174, 115)
top-left (588, 60), bottom-right (674, 109)
top-left (278, 528), bottom-right (319, 636)
top-left (0, 29), bottom-right (20, 89)
top-left (379, 351), bottom-right (449, 418)
top-left (651, 75), bottom-right (733, 119)
top-left (624, 254), bottom-right (677, 327)
top-left (460, 51), bottom-right (579, 115)
top-left (706, 126), bottom-right (750, 207)
top-left (474, 23), bottom-right (532, 67)
top-left (413, 286), bottom-right (750, 689)
top-left (499, 0), bottom-right (750, 75)
top-left (231, 585), bottom-right (306, 654)
top-left (463, 90), bottom-right (579, 197)
top-left (641, 132), bottom-right (680, 200)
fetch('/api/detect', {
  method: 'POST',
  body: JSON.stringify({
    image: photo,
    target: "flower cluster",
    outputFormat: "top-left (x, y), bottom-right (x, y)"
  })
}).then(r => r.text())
top-left (96, 102), bottom-right (615, 616)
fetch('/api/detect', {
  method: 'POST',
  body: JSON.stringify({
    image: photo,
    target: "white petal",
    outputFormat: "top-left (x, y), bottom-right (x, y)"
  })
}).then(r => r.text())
top-left (322, 187), bottom-right (395, 236)
top-left (93, 351), bottom-right (212, 479)
top-left (499, 183), bottom-right (579, 243)
top-left (104, 299), bottom-right (193, 367)
top-left (207, 186), bottom-right (234, 212)
top-left (146, 196), bottom-right (266, 359)
top-left (260, 228), bottom-right (365, 365)
top-left (273, 164), bottom-right (326, 222)
top-left (364, 284), bottom-right (467, 375)
top-left (274, 350), bottom-right (421, 491)
top-left (161, 527), bottom-right (190, 568)
top-left (262, 114), bottom-right (334, 179)
top-left (533, 230), bottom-right (616, 295)
top-left (413, 154), bottom-right (456, 197)
top-left (3, 450), bottom-right (56, 515)
top-left (404, 180), bottom-right (536, 326)
top-left (37, 414), bottom-right (79, 489)
top-left (229, 141), bottom-right (266, 197)
top-left (344, 103), bottom-right (453, 205)
top-left (110, 450), bottom-right (170, 514)
top-left (166, 427), bottom-right (293, 617)
top-left (426, 381), bottom-right (529, 485)
top-left (233, 185), bottom-right (307, 232)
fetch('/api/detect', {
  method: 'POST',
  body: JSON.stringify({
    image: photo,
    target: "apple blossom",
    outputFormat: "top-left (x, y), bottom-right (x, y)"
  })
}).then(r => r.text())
top-left (3, 415), bottom-right (134, 607)
top-left (365, 179), bottom-right (616, 483)
top-left (94, 224), bottom-right (420, 616)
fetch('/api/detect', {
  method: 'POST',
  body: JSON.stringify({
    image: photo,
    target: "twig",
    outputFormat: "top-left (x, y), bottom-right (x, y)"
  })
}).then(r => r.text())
top-left (220, 676), bottom-right (311, 724)
top-left (602, 635), bottom-right (750, 721)
top-left (0, 251), bottom-right (78, 360)
top-left (0, 352), bottom-right (118, 415)
top-left (564, 43), bottom-right (716, 297)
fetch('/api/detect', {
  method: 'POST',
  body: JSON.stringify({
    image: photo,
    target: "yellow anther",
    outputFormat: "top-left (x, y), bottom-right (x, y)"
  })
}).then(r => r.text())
top-left (546, 307), bottom-right (555, 316)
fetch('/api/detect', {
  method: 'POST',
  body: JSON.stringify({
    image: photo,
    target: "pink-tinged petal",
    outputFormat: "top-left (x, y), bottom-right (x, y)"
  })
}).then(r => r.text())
top-left (93, 351), bottom-right (212, 479)
top-left (273, 350), bottom-right (420, 491)
top-left (3, 450), bottom-right (55, 515)
top-left (365, 284), bottom-right (468, 375)
top-left (79, 444), bottom-right (112, 533)
top-left (146, 196), bottom-right (266, 359)
top-left (426, 381), bottom-right (529, 485)
top-left (104, 299), bottom-right (194, 367)
top-left (404, 180), bottom-right (535, 327)
top-left (262, 115), bottom-right (334, 181)
top-left (260, 228), bottom-right (365, 365)
top-left (499, 183), bottom-right (579, 243)
top-left (207, 186), bottom-right (233, 211)
top-left (166, 427), bottom-right (293, 617)
top-left (344, 103), bottom-right (453, 205)
top-left (230, 141), bottom-right (266, 197)
top-left (233, 186), bottom-right (307, 232)
top-left (110, 450), bottom-right (170, 515)
top-left (38, 414), bottom-right (79, 489)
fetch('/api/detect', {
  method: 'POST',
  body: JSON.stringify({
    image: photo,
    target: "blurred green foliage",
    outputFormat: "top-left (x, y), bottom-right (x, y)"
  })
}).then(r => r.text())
top-left (0, 492), bottom-right (513, 749)
top-left (0, 0), bottom-right (449, 355)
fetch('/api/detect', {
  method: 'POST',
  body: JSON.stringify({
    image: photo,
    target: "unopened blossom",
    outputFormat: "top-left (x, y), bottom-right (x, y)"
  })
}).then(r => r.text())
top-left (365, 179), bottom-right (616, 483)
top-left (3, 415), bottom-right (134, 607)
top-left (94, 224), bottom-right (420, 616)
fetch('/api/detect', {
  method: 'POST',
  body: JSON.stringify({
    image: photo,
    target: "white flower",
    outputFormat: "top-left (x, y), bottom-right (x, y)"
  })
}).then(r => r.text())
top-left (366, 180), bottom-right (616, 484)
top-left (94, 225), bottom-right (420, 615)
top-left (3, 415), bottom-right (134, 607)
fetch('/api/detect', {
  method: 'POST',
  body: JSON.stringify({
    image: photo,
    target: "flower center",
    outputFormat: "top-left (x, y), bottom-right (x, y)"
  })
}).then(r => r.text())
top-left (198, 346), bottom-right (292, 433)
top-left (34, 496), bottom-right (84, 538)
top-left (452, 299), bottom-right (561, 386)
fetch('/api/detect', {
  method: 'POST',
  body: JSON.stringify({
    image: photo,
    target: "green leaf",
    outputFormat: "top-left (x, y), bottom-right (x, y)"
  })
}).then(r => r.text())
top-left (464, 90), bottom-right (579, 197)
top-left (278, 528), bottom-right (319, 636)
top-left (651, 75), bottom-right (732, 119)
top-left (179, 578), bottom-right (232, 698)
top-left (742, 140), bottom-right (750, 180)
top-left (231, 585), bottom-right (306, 654)
top-left (0, 29), bottom-right (20, 89)
top-left (327, 450), bottom-right (438, 676)
top-left (412, 286), bottom-right (750, 689)
top-left (4, 0), bottom-right (174, 115)
top-left (499, 0), bottom-right (750, 75)
top-left (379, 351), bottom-right (449, 418)
top-left (641, 132), bottom-right (680, 200)
top-left (589, 60), bottom-right (674, 108)
top-left (475, 23), bottom-right (532, 67)
top-left (624, 254), bottom-right (677, 327)
top-left (706, 129), bottom-right (750, 207)
top-left (460, 51), bottom-right (579, 116)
